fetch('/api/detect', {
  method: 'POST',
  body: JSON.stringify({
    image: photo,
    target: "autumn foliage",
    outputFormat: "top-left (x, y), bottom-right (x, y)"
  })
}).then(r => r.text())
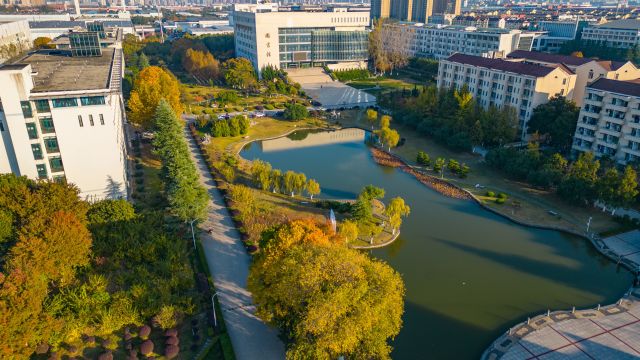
top-left (128, 66), bottom-right (183, 128)
top-left (182, 48), bottom-right (220, 82)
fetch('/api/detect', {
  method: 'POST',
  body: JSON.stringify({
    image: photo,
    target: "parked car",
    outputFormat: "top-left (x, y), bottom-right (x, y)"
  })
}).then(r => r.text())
top-left (254, 112), bottom-right (265, 118)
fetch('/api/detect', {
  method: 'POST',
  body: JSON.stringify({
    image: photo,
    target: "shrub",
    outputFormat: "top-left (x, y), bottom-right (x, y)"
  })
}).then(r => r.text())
top-left (165, 328), bottom-right (178, 337)
top-left (165, 336), bottom-right (179, 346)
top-left (264, 104), bottom-right (274, 110)
top-left (333, 68), bottom-right (370, 81)
top-left (98, 352), bottom-right (113, 360)
top-left (495, 198), bottom-right (506, 204)
top-left (283, 103), bottom-right (308, 121)
top-left (416, 151), bottom-right (430, 166)
top-left (135, 163), bottom-right (143, 170)
top-left (135, 178), bottom-right (144, 185)
top-left (498, 193), bottom-right (508, 199)
top-left (165, 345), bottom-right (179, 359)
top-left (486, 191), bottom-right (496, 197)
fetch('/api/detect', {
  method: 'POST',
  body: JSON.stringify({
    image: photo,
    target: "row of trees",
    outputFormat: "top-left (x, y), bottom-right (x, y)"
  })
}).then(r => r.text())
top-left (380, 85), bottom-right (518, 151)
top-left (367, 110), bottom-right (401, 151)
top-left (487, 146), bottom-right (639, 209)
top-left (248, 219), bottom-right (405, 359)
top-left (417, 151), bottom-right (470, 179)
top-left (204, 115), bottom-right (250, 137)
top-left (153, 100), bottom-right (209, 223)
top-left (251, 160), bottom-right (320, 198)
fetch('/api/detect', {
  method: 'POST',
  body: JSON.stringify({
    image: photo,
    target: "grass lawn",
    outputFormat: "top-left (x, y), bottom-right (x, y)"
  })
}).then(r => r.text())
top-left (337, 109), bottom-right (622, 235)
top-left (345, 76), bottom-right (424, 97)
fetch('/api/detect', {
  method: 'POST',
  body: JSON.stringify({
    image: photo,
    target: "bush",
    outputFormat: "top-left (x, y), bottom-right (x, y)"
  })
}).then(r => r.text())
top-left (283, 103), bottom-right (308, 121)
top-left (495, 198), bottom-right (506, 204)
top-left (165, 345), bottom-right (179, 359)
top-left (264, 104), bottom-right (275, 110)
top-left (135, 163), bottom-right (143, 170)
top-left (333, 68), bottom-right (370, 82)
top-left (498, 193), bottom-right (508, 200)
top-left (140, 340), bottom-right (154, 355)
top-left (139, 325), bottom-right (151, 340)
top-left (416, 151), bottom-right (430, 166)
top-left (486, 191), bottom-right (496, 198)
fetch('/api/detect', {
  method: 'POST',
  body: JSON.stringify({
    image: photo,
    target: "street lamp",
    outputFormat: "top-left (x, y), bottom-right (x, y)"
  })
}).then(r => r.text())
top-left (189, 219), bottom-right (197, 250)
top-left (211, 292), bottom-right (219, 328)
top-left (586, 216), bottom-right (592, 233)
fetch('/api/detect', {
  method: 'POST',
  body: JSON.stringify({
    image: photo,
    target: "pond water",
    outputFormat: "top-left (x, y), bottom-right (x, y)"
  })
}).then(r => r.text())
top-left (240, 128), bottom-right (633, 359)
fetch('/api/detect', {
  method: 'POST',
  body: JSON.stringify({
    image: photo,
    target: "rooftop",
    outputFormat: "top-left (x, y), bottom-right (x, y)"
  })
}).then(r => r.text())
top-left (507, 50), bottom-right (594, 66)
top-left (588, 78), bottom-right (640, 97)
top-left (28, 20), bottom-right (85, 29)
top-left (446, 53), bottom-right (566, 77)
top-left (6, 48), bottom-right (114, 93)
top-left (592, 19), bottom-right (640, 30)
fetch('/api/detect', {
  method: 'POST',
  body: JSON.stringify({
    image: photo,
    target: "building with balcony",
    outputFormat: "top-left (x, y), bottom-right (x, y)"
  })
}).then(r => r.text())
top-left (505, 50), bottom-right (640, 106)
top-left (572, 78), bottom-right (640, 164)
top-left (0, 31), bottom-right (128, 200)
top-left (438, 53), bottom-right (576, 139)
top-left (233, 5), bottom-right (369, 76)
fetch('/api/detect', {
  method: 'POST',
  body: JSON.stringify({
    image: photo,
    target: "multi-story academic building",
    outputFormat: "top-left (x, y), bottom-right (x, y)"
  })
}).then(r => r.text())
top-left (233, 4), bottom-right (369, 76)
top-left (438, 53), bottom-right (576, 139)
top-left (0, 30), bottom-right (129, 200)
top-left (572, 78), bottom-right (640, 164)
top-left (582, 19), bottom-right (640, 49)
top-left (371, 0), bottom-right (460, 24)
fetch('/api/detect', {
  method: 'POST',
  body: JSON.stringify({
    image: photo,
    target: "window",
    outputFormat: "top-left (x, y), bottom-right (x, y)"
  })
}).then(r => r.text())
top-left (44, 137), bottom-right (59, 153)
top-left (39, 117), bottom-right (55, 134)
top-left (53, 175), bottom-right (66, 183)
top-left (52, 98), bottom-right (78, 108)
top-left (36, 164), bottom-right (47, 179)
top-left (0, 120), bottom-right (4, 132)
top-left (34, 99), bottom-right (50, 112)
top-left (31, 144), bottom-right (43, 160)
top-left (49, 156), bottom-right (64, 172)
top-left (26, 123), bottom-right (38, 139)
top-left (21, 101), bottom-right (32, 118)
top-left (89, 115), bottom-right (94, 126)
top-left (80, 96), bottom-right (106, 106)
top-left (78, 115), bottom-right (83, 127)
top-left (99, 114), bottom-right (104, 125)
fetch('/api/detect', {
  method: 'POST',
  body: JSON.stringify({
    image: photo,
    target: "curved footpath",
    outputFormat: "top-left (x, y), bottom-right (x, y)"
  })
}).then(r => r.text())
top-left (184, 124), bottom-right (285, 360)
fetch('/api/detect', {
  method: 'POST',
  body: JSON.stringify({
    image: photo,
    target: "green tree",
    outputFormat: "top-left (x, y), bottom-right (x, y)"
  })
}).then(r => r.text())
top-left (558, 152), bottom-right (600, 205)
top-left (223, 57), bottom-right (257, 92)
top-left (385, 197), bottom-right (411, 235)
top-left (294, 172), bottom-right (307, 195)
top-left (138, 52), bottom-right (150, 69)
top-left (284, 103), bottom-right (308, 121)
top-left (618, 166), bottom-right (639, 211)
top-left (416, 151), bottom-right (430, 166)
top-left (527, 96), bottom-right (580, 152)
top-left (434, 158), bottom-right (445, 178)
top-left (251, 160), bottom-right (272, 191)
top-left (248, 227), bottom-right (404, 359)
top-left (447, 159), bottom-right (460, 175)
top-left (305, 179), bottom-right (320, 199)
top-left (87, 199), bottom-right (136, 225)
top-left (283, 170), bottom-right (297, 196)
top-left (270, 169), bottom-right (282, 193)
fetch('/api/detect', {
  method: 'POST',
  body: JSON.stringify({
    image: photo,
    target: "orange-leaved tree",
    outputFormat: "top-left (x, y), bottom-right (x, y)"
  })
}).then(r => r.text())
top-left (128, 66), bottom-right (183, 128)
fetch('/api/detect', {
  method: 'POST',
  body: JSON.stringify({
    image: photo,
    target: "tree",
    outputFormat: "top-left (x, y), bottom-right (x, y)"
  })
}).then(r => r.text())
top-left (416, 151), bottom-right (430, 166)
top-left (223, 57), bottom-right (257, 92)
top-left (447, 159), bottom-right (460, 175)
top-left (248, 234), bottom-right (404, 359)
top-left (87, 199), bottom-right (136, 225)
top-left (305, 179), bottom-right (320, 199)
top-left (33, 36), bottom-right (54, 49)
top-left (284, 103), bottom-right (308, 121)
top-left (527, 96), bottom-right (580, 152)
top-left (154, 305), bottom-right (178, 330)
top-left (294, 173), bottom-right (307, 195)
top-left (366, 109), bottom-right (378, 128)
top-left (597, 167), bottom-right (620, 212)
top-left (251, 160), bottom-right (272, 191)
top-left (434, 158), bottom-right (445, 178)
top-left (138, 52), bottom-right (150, 69)
top-left (369, 18), bottom-right (390, 75)
top-left (270, 169), bottom-right (282, 193)
top-left (338, 220), bottom-right (359, 244)
top-left (558, 152), bottom-right (600, 205)
top-left (128, 66), bottom-right (183, 128)
top-left (182, 48), bottom-right (220, 82)
top-left (385, 197), bottom-right (411, 235)
top-left (618, 166), bottom-right (639, 210)
top-left (361, 185), bottom-right (385, 201)
top-left (283, 171), bottom-right (297, 196)
top-left (379, 115), bottom-right (391, 129)
top-left (378, 127), bottom-right (400, 151)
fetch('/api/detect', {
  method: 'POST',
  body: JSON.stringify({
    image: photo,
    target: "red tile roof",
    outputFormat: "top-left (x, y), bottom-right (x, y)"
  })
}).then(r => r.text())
top-left (588, 78), bottom-right (640, 97)
top-left (506, 50), bottom-right (593, 66)
top-left (445, 53), bottom-right (567, 77)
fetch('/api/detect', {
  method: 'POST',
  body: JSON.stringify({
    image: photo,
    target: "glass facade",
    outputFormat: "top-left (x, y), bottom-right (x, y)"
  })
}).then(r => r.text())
top-left (49, 156), bottom-right (64, 173)
top-left (80, 96), bottom-right (106, 106)
top-left (36, 164), bottom-right (47, 179)
top-left (52, 98), bottom-right (78, 108)
top-left (87, 22), bottom-right (106, 38)
top-left (21, 101), bottom-right (32, 118)
top-left (311, 30), bottom-right (369, 62)
top-left (278, 28), bottom-right (368, 67)
top-left (44, 137), bottom-right (59, 153)
top-left (39, 117), bottom-right (55, 134)
top-left (34, 99), bottom-right (50, 112)
top-left (70, 32), bottom-right (102, 57)
top-left (31, 144), bottom-right (43, 160)
top-left (26, 123), bottom-right (38, 139)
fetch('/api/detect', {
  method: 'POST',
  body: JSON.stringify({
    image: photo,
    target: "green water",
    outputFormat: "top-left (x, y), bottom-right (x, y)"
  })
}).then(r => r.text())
top-left (240, 128), bottom-right (633, 359)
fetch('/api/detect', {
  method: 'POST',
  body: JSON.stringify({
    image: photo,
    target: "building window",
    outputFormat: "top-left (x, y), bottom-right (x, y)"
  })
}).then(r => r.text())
top-left (52, 175), bottom-right (66, 183)
top-left (89, 115), bottom-right (94, 126)
top-left (78, 115), bottom-right (83, 127)
top-left (39, 117), bottom-right (55, 134)
top-left (21, 101), bottom-right (32, 118)
top-left (49, 156), bottom-right (64, 173)
top-left (44, 137), bottom-right (59, 153)
top-left (36, 164), bottom-right (47, 179)
top-left (34, 99), bottom-right (50, 112)
top-left (0, 120), bottom-right (4, 132)
top-left (99, 114), bottom-right (104, 125)
top-left (52, 98), bottom-right (78, 108)
top-left (31, 144), bottom-right (43, 160)
top-left (80, 96), bottom-right (106, 106)
top-left (26, 123), bottom-right (38, 139)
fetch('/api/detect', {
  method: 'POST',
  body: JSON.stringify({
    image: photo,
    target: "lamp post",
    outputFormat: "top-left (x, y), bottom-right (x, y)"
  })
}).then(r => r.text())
top-left (189, 219), bottom-right (197, 250)
top-left (211, 292), bottom-right (219, 328)
top-left (586, 216), bottom-right (592, 233)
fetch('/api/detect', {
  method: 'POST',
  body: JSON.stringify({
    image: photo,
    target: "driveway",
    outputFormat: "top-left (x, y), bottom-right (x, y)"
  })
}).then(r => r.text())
top-left (183, 123), bottom-right (285, 360)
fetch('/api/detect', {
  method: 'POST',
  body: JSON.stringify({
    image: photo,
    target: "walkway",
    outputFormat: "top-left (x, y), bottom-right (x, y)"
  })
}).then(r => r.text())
top-left (287, 68), bottom-right (376, 109)
top-left (184, 124), bottom-right (285, 360)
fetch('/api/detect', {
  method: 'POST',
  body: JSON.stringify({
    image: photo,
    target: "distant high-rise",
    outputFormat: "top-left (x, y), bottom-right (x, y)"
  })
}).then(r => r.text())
top-left (371, 0), bottom-right (460, 23)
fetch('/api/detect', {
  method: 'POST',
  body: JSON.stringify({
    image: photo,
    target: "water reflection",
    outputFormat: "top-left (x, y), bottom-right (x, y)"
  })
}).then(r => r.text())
top-left (240, 128), bottom-right (633, 359)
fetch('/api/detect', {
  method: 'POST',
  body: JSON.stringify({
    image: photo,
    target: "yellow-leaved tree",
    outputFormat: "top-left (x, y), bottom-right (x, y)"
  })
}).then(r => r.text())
top-left (249, 219), bottom-right (405, 359)
top-left (127, 66), bottom-right (183, 128)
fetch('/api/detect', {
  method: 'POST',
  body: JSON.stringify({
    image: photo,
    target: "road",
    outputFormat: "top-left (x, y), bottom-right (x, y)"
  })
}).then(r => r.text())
top-left (183, 123), bottom-right (285, 360)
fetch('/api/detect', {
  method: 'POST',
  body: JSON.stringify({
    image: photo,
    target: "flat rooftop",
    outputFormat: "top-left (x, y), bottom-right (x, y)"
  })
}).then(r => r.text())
top-left (12, 48), bottom-right (114, 93)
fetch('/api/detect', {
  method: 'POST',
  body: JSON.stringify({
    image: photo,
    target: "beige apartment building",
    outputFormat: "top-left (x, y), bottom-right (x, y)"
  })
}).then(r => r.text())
top-left (573, 78), bottom-right (640, 164)
top-left (233, 5), bottom-right (369, 77)
top-left (506, 50), bottom-right (640, 106)
top-left (438, 53), bottom-right (576, 139)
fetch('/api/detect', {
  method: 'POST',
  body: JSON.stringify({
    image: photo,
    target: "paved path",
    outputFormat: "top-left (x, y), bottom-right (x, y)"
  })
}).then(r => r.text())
top-left (184, 124), bottom-right (285, 360)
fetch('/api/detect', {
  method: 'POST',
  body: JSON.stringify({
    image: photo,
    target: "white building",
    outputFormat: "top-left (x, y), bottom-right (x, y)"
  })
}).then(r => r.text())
top-left (0, 34), bottom-right (129, 200)
top-left (572, 78), bottom-right (640, 164)
top-left (233, 4), bottom-right (370, 76)
top-left (582, 19), bottom-right (640, 49)
top-left (438, 53), bottom-right (576, 139)
top-left (0, 20), bottom-right (31, 64)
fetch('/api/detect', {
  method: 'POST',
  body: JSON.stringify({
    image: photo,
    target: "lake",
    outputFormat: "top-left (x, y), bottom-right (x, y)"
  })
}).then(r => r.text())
top-left (240, 128), bottom-right (633, 359)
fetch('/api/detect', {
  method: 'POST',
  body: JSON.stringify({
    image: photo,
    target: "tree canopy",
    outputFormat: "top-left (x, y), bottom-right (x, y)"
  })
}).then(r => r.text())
top-left (128, 66), bottom-right (184, 128)
top-left (223, 57), bottom-right (257, 91)
top-left (527, 96), bottom-right (580, 152)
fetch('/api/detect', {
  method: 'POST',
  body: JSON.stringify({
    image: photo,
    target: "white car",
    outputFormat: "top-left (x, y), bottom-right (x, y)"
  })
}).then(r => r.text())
top-left (254, 112), bottom-right (266, 118)
top-left (217, 114), bottom-right (227, 120)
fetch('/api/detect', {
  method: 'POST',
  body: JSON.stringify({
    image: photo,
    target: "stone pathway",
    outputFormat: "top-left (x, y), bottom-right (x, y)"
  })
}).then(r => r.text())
top-left (184, 124), bottom-right (285, 360)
